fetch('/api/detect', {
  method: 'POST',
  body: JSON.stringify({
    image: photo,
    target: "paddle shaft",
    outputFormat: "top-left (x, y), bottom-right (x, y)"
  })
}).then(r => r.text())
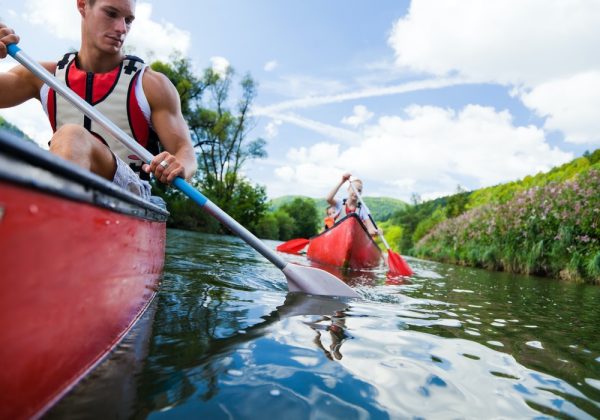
top-left (8, 44), bottom-right (287, 271)
top-left (348, 181), bottom-right (393, 251)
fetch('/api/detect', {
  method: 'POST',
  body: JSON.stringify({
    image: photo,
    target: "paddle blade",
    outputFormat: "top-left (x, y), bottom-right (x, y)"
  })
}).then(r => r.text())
top-left (276, 238), bottom-right (310, 254)
top-left (387, 250), bottom-right (413, 277)
top-left (282, 263), bottom-right (359, 298)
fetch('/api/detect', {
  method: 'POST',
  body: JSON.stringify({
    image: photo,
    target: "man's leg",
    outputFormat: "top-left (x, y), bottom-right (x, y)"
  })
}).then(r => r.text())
top-left (49, 124), bottom-right (116, 180)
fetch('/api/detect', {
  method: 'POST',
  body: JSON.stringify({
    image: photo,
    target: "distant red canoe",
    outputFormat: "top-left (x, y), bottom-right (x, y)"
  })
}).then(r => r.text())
top-left (307, 214), bottom-right (383, 270)
top-left (0, 131), bottom-right (168, 419)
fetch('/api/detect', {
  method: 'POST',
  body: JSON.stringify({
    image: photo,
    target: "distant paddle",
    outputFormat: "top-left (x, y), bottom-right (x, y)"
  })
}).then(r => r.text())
top-left (276, 238), bottom-right (309, 254)
top-left (348, 180), bottom-right (413, 277)
top-left (7, 44), bottom-right (359, 298)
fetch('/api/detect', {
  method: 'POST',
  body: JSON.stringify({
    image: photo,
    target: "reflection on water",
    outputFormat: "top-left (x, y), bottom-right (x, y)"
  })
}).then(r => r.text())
top-left (52, 229), bottom-right (600, 418)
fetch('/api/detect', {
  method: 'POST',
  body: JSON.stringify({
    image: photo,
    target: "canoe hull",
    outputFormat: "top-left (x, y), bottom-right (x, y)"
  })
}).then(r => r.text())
top-left (307, 214), bottom-right (382, 270)
top-left (0, 131), bottom-right (168, 419)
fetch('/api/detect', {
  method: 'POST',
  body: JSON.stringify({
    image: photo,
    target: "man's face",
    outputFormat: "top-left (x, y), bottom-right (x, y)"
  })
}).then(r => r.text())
top-left (348, 181), bottom-right (362, 200)
top-left (82, 0), bottom-right (136, 53)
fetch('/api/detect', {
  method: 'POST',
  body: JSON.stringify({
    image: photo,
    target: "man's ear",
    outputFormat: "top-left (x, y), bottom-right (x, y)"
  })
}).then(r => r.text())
top-left (77, 0), bottom-right (87, 17)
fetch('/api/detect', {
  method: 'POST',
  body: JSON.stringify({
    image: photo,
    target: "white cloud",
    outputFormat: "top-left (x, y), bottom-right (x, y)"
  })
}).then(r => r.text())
top-left (260, 75), bottom-right (350, 100)
top-left (0, 63), bottom-right (51, 147)
top-left (210, 56), bottom-right (230, 78)
top-left (0, 100), bottom-right (52, 148)
top-left (264, 119), bottom-right (283, 139)
top-left (22, 0), bottom-right (190, 61)
top-left (270, 105), bottom-right (572, 200)
top-left (127, 3), bottom-right (190, 60)
top-left (520, 71), bottom-right (600, 145)
top-left (341, 105), bottom-right (374, 127)
top-left (264, 60), bottom-right (278, 72)
top-left (256, 76), bottom-right (465, 115)
top-left (264, 112), bottom-right (360, 144)
top-left (24, 0), bottom-right (80, 40)
top-left (388, 0), bottom-right (600, 86)
top-left (287, 143), bottom-right (341, 165)
top-left (388, 0), bottom-right (600, 145)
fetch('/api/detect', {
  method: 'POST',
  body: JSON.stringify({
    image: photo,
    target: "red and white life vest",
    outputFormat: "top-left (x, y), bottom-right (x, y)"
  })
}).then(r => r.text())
top-left (41, 52), bottom-right (159, 175)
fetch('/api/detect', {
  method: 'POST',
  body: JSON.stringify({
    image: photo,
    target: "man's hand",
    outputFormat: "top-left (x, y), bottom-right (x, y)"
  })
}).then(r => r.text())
top-left (0, 23), bottom-right (19, 59)
top-left (143, 151), bottom-right (186, 184)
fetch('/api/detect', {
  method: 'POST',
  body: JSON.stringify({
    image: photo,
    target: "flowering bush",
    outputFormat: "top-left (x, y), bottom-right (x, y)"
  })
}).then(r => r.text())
top-left (415, 169), bottom-right (600, 284)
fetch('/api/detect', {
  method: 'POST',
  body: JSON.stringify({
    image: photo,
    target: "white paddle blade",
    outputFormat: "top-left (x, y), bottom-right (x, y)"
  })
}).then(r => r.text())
top-left (282, 263), bottom-right (359, 298)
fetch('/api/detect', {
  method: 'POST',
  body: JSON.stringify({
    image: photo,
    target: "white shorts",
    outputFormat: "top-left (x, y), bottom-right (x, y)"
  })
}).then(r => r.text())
top-left (112, 156), bottom-right (151, 199)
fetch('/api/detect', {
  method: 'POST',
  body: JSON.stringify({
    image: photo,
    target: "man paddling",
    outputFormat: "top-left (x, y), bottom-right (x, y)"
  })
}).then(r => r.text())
top-left (326, 172), bottom-right (382, 237)
top-left (0, 0), bottom-right (197, 200)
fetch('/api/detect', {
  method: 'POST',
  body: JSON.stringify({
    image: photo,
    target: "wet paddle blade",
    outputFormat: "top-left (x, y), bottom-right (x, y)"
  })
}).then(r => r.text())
top-left (283, 263), bottom-right (359, 298)
top-left (387, 250), bottom-right (413, 277)
top-left (276, 238), bottom-right (310, 254)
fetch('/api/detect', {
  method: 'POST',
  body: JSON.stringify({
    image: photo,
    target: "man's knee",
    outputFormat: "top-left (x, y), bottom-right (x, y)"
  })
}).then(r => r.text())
top-left (50, 124), bottom-right (91, 159)
top-left (49, 125), bottom-right (115, 180)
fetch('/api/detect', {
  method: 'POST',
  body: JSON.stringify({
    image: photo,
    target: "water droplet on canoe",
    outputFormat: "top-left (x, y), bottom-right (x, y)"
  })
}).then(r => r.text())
top-left (29, 204), bottom-right (39, 214)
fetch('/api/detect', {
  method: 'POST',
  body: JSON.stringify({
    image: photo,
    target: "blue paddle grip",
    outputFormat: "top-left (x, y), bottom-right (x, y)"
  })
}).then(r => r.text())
top-left (173, 177), bottom-right (207, 207)
top-left (7, 43), bottom-right (20, 57)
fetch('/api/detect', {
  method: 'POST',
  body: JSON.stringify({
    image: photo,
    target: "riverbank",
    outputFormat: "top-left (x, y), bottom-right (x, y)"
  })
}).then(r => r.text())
top-left (413, 168), bottom-right (600, 284)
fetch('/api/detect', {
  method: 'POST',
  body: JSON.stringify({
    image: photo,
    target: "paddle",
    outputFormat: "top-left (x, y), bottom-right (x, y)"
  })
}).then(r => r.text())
top-left (347, 180), bottom-right (413, 277)
top-left (276, 238), bottom-right (309, 254)
top-left (7, 44), bottom-right (359, 298)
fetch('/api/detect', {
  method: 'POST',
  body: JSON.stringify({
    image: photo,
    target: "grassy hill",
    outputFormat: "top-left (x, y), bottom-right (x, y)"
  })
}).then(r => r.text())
top-left (270, 195), bottom-right (408, 222)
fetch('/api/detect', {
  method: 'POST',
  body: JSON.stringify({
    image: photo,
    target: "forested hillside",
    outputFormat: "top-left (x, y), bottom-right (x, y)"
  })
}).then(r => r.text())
top-left (270, 195), bottom-right (407, 222)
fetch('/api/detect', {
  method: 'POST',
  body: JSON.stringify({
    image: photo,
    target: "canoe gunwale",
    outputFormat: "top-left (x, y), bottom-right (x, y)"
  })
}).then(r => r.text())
top-left (309, 213), bottom-right (379, 247)
top-left (0, 130), bottom-right (168, 222)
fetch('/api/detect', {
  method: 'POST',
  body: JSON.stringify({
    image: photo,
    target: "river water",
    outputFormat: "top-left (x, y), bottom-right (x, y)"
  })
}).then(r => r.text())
top-left (51, 229), bottom-right (600, 419)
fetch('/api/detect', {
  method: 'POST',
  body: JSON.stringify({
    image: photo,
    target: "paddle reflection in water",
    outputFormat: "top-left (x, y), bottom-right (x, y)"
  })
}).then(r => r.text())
top-left (202, 293), bottom-right (349, 363)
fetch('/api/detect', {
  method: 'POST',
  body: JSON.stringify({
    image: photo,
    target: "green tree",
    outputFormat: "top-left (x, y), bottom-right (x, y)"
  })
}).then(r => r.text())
top-left (152, 58), bottom-right (268, 232)
top-left (445, 185), bottom-right (470, 218)
top-left (274, 210), bottom-right (295, 241)
top-left (254, 212), bottom-right (279, 240)
top-left (280, 198), bottom-right (319, 238)
top-left (187, 67), bottom-right (267, 207)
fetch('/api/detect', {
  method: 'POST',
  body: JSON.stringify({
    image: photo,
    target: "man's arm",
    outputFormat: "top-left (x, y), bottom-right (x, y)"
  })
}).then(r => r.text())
top-left (142, 68), bottom-right (197, 184)
top-left (0, 23), bottom-right (52, 108)
top-left (326, 172), bottom-right (351, 206)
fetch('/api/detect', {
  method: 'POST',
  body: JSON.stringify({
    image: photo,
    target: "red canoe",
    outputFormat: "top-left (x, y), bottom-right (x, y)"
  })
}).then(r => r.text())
top-left (0, 131), bottom-right (168, 419)
top-left (307, 213), bottom-right (383, 270)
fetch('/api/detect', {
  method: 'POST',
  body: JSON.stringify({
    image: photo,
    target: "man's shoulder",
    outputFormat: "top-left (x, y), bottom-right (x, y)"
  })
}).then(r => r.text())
top-left (141, 67), bottom-right (170, 87)
top-left (141, 67), bottom-right (179, 108)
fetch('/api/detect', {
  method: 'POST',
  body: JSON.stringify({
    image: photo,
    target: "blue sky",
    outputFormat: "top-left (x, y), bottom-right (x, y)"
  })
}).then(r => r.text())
top-left (1, 0), bottom-right (599, 201)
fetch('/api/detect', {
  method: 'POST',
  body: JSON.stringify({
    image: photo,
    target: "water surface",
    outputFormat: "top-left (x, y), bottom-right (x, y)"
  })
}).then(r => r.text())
top-left (51, 229), bottom-right (600, 418)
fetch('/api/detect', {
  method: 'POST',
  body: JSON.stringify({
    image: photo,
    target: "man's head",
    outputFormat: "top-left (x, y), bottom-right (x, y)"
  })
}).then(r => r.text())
top-left (78, 0), bottom-right (136, 55)
top-left (347, 179), bottom-right (363, 201)
top-left (327, 206), bottom-right (337, 217)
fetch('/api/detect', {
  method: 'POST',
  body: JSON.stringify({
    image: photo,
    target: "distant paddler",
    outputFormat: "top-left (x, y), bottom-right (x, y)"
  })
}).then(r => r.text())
top-left (326, 172), bottom-right (382, 237)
